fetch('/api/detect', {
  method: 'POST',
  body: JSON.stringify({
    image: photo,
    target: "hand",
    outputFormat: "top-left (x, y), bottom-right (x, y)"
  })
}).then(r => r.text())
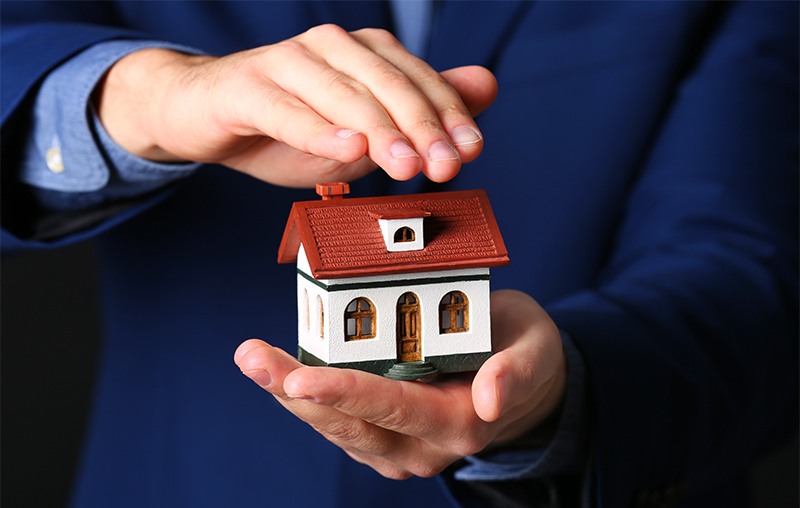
top-left (234, 290), bottom-right (567, 479)
top-left (95, 25), bottom-right (498, 187)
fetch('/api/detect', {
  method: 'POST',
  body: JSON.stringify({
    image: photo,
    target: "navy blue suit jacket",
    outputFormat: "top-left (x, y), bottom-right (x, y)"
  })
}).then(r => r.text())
top-left (2, 2), bottom-right (797, 507)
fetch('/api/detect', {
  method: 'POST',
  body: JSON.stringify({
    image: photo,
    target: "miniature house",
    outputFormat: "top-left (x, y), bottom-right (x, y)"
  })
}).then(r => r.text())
top-left (277, 183), bottom-right (509, 380)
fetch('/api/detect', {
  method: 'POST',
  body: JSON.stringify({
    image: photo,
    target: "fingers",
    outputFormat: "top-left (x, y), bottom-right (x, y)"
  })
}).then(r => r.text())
top-left (234, 339), bottom-right (460, 477)
top-left (346, 28), bottom-right (483, 181)
top-left (257, 37), bottom-right (423, 181)
top-left (350, 30), bottom-right (492, 158)
top-left (234, 339), bottom-right (302, 396)
top-left (204, 49), bottom-right (371, 166)
top-left (281, 365), bottom-right (479, 441)
top-left (266, 25), bottom-right (492, 182)
top-left (112, 27), bottom-right (495, 187)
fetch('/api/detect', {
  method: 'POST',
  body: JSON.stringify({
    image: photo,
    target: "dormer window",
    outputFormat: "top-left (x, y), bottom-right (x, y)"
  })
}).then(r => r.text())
top-left (369, 208), bottom-right (430, 252)
top-left (394, 227), bottom-right (415, 243)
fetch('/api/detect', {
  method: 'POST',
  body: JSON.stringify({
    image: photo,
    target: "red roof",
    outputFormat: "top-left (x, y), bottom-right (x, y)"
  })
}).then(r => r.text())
top-left (277, 189), bottom-right (510, 279)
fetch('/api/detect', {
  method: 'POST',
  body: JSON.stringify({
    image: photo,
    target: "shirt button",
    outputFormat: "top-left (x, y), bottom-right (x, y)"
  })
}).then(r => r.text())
top-left (46, 146), bottom-right (64, 173)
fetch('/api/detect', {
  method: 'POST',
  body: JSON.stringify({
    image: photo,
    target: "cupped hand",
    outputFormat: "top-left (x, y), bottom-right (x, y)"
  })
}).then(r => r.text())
top-left (96, 25), bottom-right (498, 187)
top-left (234, 290), bottom-right (566, 479)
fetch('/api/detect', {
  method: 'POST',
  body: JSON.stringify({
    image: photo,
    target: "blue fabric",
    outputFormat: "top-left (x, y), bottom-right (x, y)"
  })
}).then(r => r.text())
top-left (2, 2), bottom-right (797, 508)
top-left (20, 40), bottom-right (200, 196)
top-left (390, 0), bottom-right (434, 58)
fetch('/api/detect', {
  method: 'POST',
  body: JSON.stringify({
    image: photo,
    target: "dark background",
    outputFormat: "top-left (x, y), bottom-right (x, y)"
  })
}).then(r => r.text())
top-left (2, 240), bottom-right (798, 507)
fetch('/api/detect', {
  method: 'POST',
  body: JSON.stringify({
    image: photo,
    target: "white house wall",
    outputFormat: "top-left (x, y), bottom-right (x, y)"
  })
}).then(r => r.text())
top-left (328, 279), bottom-right (491, 364)
top-left (296, 245), bottom-right (330, 363)
top-left (295, 245), bottom-right (492, 365)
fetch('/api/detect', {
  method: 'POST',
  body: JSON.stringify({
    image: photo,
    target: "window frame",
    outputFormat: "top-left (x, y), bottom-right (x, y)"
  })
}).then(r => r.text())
top-left (439, 291), bottom-right (469, 334)
top-left (393, 226), bottom-right (416, 243)
top-left (345, 297), bottom-right (376, 341)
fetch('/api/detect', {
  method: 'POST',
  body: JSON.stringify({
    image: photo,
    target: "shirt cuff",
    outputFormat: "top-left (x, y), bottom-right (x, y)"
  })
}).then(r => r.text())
top-left (19, 39), bottom-right (201, 206)
top-left (453, 330), bottom-right (590, 482)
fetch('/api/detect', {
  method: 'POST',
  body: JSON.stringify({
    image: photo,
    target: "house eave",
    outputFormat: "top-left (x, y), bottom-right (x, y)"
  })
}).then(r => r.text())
top-left (308, 256), bottom-right (510, 280)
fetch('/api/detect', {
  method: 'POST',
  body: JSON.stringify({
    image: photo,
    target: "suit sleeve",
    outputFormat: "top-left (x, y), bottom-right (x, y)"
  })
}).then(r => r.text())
top-left (543, 2), bottom-right (798, 505)
top-left (1, 5), bottom-right (191, 254)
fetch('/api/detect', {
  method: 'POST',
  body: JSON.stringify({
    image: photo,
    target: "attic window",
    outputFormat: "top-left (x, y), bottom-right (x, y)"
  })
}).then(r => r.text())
top-left (369, 208), bottom-right (430, 252)
top-left (394, 227), bottom-right (415, 243)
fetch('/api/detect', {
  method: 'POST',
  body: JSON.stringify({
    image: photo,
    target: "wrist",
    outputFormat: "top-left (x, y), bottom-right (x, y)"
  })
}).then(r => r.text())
top-left (93, 48), bottom-right (211, 162)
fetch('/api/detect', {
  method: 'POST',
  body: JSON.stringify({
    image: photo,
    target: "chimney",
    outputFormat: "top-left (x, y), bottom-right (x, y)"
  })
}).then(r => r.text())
top-left (316, 182), bottom-right (350, 201)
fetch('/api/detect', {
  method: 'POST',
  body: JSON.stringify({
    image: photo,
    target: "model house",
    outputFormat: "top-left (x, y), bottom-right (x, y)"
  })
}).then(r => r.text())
top-left (277, 183), bottom-right (509, 380)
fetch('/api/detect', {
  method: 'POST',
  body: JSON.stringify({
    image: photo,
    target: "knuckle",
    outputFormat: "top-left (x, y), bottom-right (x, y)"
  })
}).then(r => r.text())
top-left (322, 420), bottom-right (365, 444)
top-left (328, 73), bottom-right (369, 102)
top-left (361, 436), bottom-right (394, 457)
top-left (375, 66), bottom-right (413, 89)
top-left (322, 421), bottom-right (394, 456)
top-left (254, 91), bottom-right (299, 134)
top-left (374, 463), bottom-right (413, 480)
top-left (409, 460), bottom-right (448, 478)
top-left (387, 470), bottom-right (414, 481)
top-left (371, 404), bottom-right (414, 430)
top-left (294, 120), bottom-right (332, 155)
top-left (306, 23), bottom-right (349, 41)
top-left (405, 117), bottom-right (443, 138)
top-left (436, 101), bottom-right (469, 120)
top-left (259, 86), bottom-right (289, 112)
top-left (416, 69), bottom-right (451, 89)
top-left (356, 27), bottom-right (399, 46)
top-left (452, 434), bottom-right (489, 458)
top-left (270, 39), bottom-right (310, 61)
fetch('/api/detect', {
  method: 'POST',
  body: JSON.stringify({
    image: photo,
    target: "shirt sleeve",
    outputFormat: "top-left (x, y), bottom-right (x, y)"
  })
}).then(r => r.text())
top-left (20, 39), bottom-right (202, 213)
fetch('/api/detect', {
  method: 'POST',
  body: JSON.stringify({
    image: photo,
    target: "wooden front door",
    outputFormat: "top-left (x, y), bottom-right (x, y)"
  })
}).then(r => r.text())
top-left (397, 293), bottom-right (421, 362)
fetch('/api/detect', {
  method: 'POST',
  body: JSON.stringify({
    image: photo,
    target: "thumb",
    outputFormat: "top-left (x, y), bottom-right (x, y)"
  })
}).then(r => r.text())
top-left (471, 290), bottom-right (565, 425)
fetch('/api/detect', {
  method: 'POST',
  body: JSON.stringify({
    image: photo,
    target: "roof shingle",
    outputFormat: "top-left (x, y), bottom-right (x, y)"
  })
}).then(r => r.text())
top-left (278, 189), bottom-right (509, 279)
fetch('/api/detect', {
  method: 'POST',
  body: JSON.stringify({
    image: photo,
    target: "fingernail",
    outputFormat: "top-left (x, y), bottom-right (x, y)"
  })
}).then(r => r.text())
top-left (428, 141), bottom-right (460, 162)
top-left (390, 140), bottom-right (420, 159)
top-left (243, 369), bottom-right (272, 389)
top-left (337, 129), bottom-right (360, 139)
top-left (450, 125), bottom-right (482, 146)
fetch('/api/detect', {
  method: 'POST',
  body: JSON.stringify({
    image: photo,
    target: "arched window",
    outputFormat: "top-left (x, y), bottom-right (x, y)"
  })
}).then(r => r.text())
top-left (439, 291), bottom-right (469, 333)
top-left (394, 226), bottom-right (415, 243)
top-left (315, 295), bottom-right (324, 339)
top-left (345, 297), bottom-right (376, 341)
